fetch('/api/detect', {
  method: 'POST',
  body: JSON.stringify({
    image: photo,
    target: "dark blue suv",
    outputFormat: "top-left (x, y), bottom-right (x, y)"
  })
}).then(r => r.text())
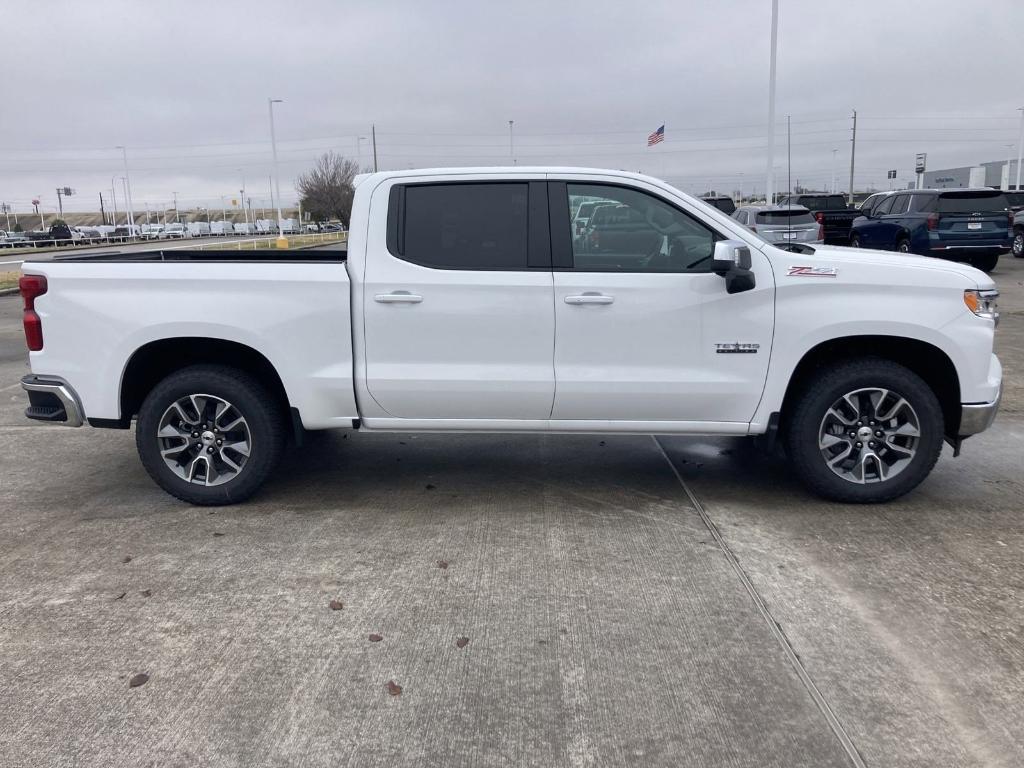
top-left (849, 189), bottom-right (1011, 273)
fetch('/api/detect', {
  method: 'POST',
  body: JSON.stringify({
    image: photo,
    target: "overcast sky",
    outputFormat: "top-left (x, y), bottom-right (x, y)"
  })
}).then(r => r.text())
top-left (2, 0), bottom-right (1022, 216)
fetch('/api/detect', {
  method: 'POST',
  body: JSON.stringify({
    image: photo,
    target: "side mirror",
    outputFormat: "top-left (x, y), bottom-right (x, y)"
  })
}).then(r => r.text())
top-left (712, 240), bottom-right (752, 275)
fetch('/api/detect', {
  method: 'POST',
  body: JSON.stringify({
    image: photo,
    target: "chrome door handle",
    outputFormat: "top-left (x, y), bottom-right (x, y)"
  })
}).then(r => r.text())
top-left (375, 292), bottom-right (423, 304)
top-left (564, 294), bottom-right (614, 305)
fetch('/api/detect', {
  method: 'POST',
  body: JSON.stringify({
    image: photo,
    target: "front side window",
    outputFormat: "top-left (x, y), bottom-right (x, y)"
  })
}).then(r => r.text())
top-left (566, 183), bottom-right (718, 272)
top-left (394, 183), bottom-right (529, 270)
top-left (874, 196), bottom-right (897, 216)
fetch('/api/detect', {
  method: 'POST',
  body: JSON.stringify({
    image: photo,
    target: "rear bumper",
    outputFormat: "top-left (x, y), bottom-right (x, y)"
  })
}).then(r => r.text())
top-left (21, 375), bottom-right (84, 427)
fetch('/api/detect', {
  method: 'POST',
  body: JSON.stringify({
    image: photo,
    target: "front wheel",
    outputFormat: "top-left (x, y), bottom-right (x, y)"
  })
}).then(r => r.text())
top-left (136, 364), bottom-right (286, 505)
top-left (785, 358), bottom-right (944, 503)
top-left (1012, 230), bottom-right (1024, 258)
top-left (850, 234), bottom-right (862, 248)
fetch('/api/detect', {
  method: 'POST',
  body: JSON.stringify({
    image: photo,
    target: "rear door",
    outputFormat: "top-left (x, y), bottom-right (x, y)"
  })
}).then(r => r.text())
top-left (548, 179), bottom-right (773, 426)
top-left (362, 179), bottom-right (555, 420)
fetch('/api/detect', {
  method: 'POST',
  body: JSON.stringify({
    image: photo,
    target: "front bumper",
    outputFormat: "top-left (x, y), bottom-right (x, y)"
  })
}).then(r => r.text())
top-left (21, 375), bottom-right (84, 427)
top-left (959, 383), bottom-right (1001, 436)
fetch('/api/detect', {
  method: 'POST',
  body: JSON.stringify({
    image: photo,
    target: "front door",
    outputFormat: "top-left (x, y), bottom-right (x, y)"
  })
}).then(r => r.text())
top-left (362, 180), bottom-right (555, 420)
top-left (550, 180), bottom-right (773, 425)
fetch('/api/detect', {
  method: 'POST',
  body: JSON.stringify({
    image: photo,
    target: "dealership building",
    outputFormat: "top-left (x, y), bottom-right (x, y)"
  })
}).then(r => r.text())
top-left (921, 159), bottom-right (1021, 189)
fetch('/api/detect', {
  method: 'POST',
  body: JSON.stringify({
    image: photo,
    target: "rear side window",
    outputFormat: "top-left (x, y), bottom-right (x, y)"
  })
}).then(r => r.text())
top-left (936, 192), bottom-right (1009, 213)
top-left (391, 183), bottom-right (529, 270)
top-left (756, 210), bottom-right (814, 225)
top-left (889, 195), bottom-right (911, 215)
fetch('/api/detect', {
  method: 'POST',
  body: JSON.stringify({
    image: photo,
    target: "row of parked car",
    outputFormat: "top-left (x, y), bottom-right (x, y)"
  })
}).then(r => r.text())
top-left (0, 218), bottom-right (345, 248)
top-left (700, 188), bottom-right (1022, 273)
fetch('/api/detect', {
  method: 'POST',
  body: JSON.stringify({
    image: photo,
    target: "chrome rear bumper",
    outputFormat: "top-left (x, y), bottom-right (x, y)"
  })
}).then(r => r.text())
top-left (21, 375), bottom-right (84, 427)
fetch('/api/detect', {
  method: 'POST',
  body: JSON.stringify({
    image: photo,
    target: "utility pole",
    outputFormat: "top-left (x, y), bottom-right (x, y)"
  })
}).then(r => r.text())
top-left (831, 149), bottom-right (838, 194)
top-left (173, 191), bottom-right (179, 222)
top-left (221, 196), bottom-right (227, 223)
top-left (371, 124), bottom-right (378, 172)
top-left (1016, 107), bottom-right (1024, 192)
top-left (509, 120), bottom-right (515, 165)
top-left (848, 109), bottom-right (857, 205)
top-left (765, 0), bottom-right (779, 204)
top-left (1004, 144), bottom-right (1014, 190)
top-left (99, 192), bottom-right (106, 224)
top-left (268, 98), bottom-right (285, 243)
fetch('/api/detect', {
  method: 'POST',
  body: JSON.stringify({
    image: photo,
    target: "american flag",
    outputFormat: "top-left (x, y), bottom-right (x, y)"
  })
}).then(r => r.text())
top-left (647, 124), bottom-right (665, 146)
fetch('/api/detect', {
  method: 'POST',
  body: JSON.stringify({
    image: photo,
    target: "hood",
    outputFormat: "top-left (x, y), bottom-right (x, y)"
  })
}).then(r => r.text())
top-left (768, 244), bottom-right (995, 291)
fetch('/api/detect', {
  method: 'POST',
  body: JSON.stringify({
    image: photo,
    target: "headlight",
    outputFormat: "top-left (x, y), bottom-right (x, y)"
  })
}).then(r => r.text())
top-left (964, 289), bottom-right (999, 322)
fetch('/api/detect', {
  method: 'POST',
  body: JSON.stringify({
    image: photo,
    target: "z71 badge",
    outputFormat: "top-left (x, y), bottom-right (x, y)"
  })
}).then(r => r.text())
top-left (788, 265), bottom-right (838, 277)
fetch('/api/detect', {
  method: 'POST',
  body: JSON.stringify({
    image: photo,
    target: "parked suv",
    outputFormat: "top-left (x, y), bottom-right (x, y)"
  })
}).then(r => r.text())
top-left (850, 188), bottom-right (1011, 272)
top-left (732, 205), bottom-right (822, 247)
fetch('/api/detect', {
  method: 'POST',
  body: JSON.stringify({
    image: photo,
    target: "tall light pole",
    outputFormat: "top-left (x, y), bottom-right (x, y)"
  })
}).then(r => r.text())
top-left (110, 176), bottom-right (119, 226)
top-left (173, 191), bottom-right (179, 222)
top-left (1016, 107), bottom-right (1024, 192)
top-left (238, 169), bottom-right (249, 232)
top-left (268, 98), bottom-right (286, 244)
top-left (831, 149), bottom-right (838, 193)
top-left (765, 0), bottom-right (779, 204)
top-left (508, 120), bottom-right (515, 165)
top-left (116, 146), bottom-right (135, 236)
top-left (1005, 143), bottom-right (1015, 190)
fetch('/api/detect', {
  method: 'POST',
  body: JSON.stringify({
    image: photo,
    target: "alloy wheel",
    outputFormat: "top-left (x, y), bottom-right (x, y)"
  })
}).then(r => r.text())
top-left (156, 393), bottom-right (252, 486)
top-left (818, 387), bottom-right (920, 484)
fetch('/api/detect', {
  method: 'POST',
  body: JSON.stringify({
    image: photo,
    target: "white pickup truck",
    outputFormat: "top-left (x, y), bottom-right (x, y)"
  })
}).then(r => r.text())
top-left (19, 168), bottom-right (1001, 505)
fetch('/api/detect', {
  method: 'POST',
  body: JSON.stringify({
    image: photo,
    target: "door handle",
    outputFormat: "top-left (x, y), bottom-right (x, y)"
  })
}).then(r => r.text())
top-left (375, 292), bottom-right (423, 304)
top-left (564, 293), bottom-right (614, 305)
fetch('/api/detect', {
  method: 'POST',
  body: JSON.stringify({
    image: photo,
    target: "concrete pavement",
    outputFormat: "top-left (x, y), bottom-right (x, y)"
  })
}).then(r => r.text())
top-left (0, 255), bottom-right (1021, 767)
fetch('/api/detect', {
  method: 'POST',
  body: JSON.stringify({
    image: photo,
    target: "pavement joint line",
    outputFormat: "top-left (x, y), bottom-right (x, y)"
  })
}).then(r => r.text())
top-left (653, 435), bottom-right (868, 768)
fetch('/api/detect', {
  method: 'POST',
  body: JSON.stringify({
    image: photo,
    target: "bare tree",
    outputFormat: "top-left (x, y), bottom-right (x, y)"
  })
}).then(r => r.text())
top-left (295, 152), bottom-right (360, 225)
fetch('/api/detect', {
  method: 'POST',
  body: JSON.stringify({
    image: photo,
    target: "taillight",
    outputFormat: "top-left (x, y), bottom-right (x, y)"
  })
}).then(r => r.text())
top-left (817, 223), bottom-right (825, 241)
top-left (927, 213), bottom-right (940, 230)
top-left (815, 211), bottom-right (825, 224)
top-left (19, 274), bottom-right (47, 351)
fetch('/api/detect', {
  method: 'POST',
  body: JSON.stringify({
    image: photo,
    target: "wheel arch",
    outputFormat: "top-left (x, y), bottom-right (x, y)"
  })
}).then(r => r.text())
top-left (117, 337), bottom-right (292, 427)
top-left (779, 335), bottom-right (962, 438)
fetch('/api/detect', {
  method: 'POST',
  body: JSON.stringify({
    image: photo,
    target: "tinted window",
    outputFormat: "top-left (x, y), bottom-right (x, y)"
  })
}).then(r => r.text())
top-left (936, 191), bottom-right (1009, 213)
top-left (889, 195), bottom-right (911, 215)
top-left (908, 194), bottom-right (932, 213)
top-left (799, 195), bottom-right (847, 211)
top-left (399, 183), bottom-right (528, 270)
top-left (1005, 192), bottom-right (1024, 207)
top-left (756, 210), bottom-right (815, 225)
top-left (874, 196), bottom-right (897, 216)
top-left (567, 183), bottom-right (719, 272)
top-left (859, 195), bottom-right (880, 214)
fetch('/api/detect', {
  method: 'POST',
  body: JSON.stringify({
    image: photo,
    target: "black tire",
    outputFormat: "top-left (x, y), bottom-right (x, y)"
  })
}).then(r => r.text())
top-left (1012, 230), bottom-right (1024, 258)
top-left (785, 358), bottom-right (944, 503)
top-left (969, 253), bottom-right (999, 273)
top-left (896, 237), bottom-right (911, 254)
top-left (136, 364), bottom-right (286, 505)
top-left (850, 234), bottom-right (862, 248)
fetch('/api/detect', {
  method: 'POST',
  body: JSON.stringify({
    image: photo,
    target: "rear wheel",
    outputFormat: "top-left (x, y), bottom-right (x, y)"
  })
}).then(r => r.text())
top-left (896, 237), bottom-right (911, 253)
top-left (969, 253), bottom-right (999, 273)
top-left (785, 358), bottom-right (944, 503)
top-left (850, 234), bottom-right (862, 248)
top-left (136, 364), bottom-right (286, 505)
top-left (1012, 230), bottom-right (1024, 258)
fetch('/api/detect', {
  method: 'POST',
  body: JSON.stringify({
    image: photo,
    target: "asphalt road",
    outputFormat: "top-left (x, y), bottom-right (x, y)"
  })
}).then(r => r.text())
top-left (0, 255), bottom-right (1021, 767)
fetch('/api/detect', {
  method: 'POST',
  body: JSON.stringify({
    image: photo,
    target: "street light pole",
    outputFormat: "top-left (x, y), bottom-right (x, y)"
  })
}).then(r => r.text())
top-left (509, 120), bottom-right (515, 165)
top-left (116, 146), bottom-right (135, 236)
top-left (268, 98), bottom-right (286, 243)
top-left (110, 176), bottom-right (119, 226)
top-left (765, 0), bottom-right (778, 204)
top-left (1006, 144), bottom-right (1015, 190)
top-left (831, 149), bottom-right (838, 194)
top-left (1016, 107), bottom-right (1024, 192)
